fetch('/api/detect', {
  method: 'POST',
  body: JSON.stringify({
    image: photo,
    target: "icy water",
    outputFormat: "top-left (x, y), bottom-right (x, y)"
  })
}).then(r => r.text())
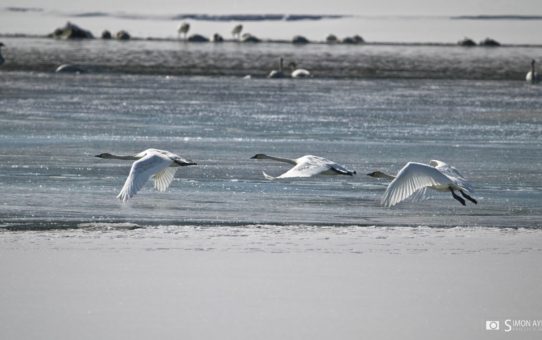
top-left (1, 69), bottom-right (541, 229)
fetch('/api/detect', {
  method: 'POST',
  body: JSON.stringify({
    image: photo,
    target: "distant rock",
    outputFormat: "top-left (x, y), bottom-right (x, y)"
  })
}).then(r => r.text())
top-left (458, 37), bottom-right (476, 46)
top-left (55, 64), bottom-right (85, 74)
top-left (292, 35), bottom-right (310, 44)
top-left (50, 22), bottom-right (93, 39)
top-left (342, 35), bottom-right (364, 44)
top-left (116, 30), bottom-right (130, 40)
top-left (326, 34), bottom-right (339, 43)
top-left (213, 33), bottom-right (224, 42)
top-left (101, 30), bottom-right (112, 39)
top-left (479, 38), bottom-right (500, 47)
top-left (241, 33), bottom-right (261, 43)
top-left (188, 34), bottom-right (209, 42)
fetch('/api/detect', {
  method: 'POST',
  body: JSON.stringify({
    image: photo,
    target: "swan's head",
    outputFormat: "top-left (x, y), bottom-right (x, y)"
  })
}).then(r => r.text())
top-left (367, 171), bottom-right (387, 178)
top-left (251, 154), bottom-right (268, 160)
top-left (288, 62), bottom-right (298, 70)
top-left (95, 153), bottom-right (114, 159)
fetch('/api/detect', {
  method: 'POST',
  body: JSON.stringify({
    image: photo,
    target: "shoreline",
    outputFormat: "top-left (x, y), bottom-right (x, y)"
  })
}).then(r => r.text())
top-left (2, 32), bottom-right (542, 48)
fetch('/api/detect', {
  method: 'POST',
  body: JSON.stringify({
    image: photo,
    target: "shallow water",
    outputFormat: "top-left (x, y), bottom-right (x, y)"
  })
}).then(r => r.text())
top-left (1, 70), bottom-right (541, 229)
top-left (1, 37), bottom-right (542, 80)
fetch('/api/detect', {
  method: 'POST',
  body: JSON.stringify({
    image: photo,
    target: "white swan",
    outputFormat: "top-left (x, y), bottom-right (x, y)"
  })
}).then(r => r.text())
top-left (289, 62), bottom-right (311, 78)
top-left (526, 59), bottom-right (540, 84)
top-left (232, 24), bottom-right (243, 39)
top-left (96, 148), bottom-right (196, 202)
top-left (251, 154), bottom-right (356, 179)
top-left (267, 57), bottom-right (286, 78)
top-left (367, 160), bottom-right (477, 207)
top-left (177, 22), bottom-right (190, 40)
top-left (0, 42), bottom-right (5, 66)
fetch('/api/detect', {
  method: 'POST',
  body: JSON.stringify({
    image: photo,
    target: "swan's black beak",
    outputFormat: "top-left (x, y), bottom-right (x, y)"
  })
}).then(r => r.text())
top-left (367, 172), bottom-right (376, 177)
top-left (175, 159), bottom-right (197, 166)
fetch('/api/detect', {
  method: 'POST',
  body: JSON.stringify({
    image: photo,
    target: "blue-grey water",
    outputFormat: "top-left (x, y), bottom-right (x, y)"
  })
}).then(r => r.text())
top-left (1, 55), bottom-right (541, 229)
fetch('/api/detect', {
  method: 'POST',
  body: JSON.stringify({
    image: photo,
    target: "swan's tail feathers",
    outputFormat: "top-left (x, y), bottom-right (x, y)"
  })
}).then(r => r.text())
top-left (262, 171), bottom-right (276, 180)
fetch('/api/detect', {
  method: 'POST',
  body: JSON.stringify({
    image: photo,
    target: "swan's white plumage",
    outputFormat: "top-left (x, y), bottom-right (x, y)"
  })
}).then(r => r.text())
top-left (117, 152), bottom-right (173, 202)
top-left (291, 69), bottom-right (311, 78)
top-left (381, 161), bottom-right (473, 207)
top-left (258, 155), bottom-right (355, 179)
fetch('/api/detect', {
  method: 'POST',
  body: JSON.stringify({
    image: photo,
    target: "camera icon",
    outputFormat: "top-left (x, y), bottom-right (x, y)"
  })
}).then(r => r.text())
top-left (486, 321), bottom-right (500, 330)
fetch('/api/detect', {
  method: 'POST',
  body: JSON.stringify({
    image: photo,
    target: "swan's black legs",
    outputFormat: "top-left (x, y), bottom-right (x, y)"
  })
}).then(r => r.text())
top-left (459, 190), bottom-right (478, 204)
top-left (450, 188), bottom-right (466, 206)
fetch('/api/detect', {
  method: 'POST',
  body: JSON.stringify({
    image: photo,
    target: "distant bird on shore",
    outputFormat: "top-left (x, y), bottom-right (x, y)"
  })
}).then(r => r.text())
top-left (251, 154), bottom-right (356, 179)
top-left (267, 57), bottom-right (286, 78)
top-left (232, 24), bottom-right (243, 39)
top-left (177, 22), bottom-right (190, 40)
top-left (95, 148), bottom-right (196, 202)
top-left (55, 64), bottom-right (85, 74)
top-left (0, 42), bottom-right (5, 66)
top-left (526, 59), bottom-right (540, 84)
top-left (368, 160), bottom-right (477, 207)
top-left (289, 62), bottom-right (311, 78)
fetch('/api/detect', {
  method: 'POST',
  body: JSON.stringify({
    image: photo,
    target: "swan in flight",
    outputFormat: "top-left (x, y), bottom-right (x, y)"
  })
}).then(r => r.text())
top-left (177, 22), bottom-right (190, 40)
top-left (251, 154), bottom-right (356, 179)
top-left (0, 42), bottom-right (5, 66)
top-left (289, 62), bottom-right (311, 78)
top-left (526, 59), bottom-right (540, 84)
top-left (367, 160), bottom-right (477, 207)
top-left (232, 24), bottom-right (243, 39)
top-left (96, 148), bottom-right (196, 202)
top-left (267, 57), bottom-right (286, 78)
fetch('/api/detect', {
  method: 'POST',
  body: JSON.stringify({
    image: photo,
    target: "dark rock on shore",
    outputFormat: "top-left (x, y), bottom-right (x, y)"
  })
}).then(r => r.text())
top-left (188, 34), bottom-right (209, 42)
top-left (213, 33), bottom-right (224, 42)
top-left (342, 35), bottom-right (364, 44)
top-left (116, 30), bottom-right (130, 40)
top-left (292, 35), bottom-right (310, 44)
top-left (458, 37), bottom-right (476, 46)
top-left (326, 34), bottom-right (339, 44)
top-left (101, 30), bottom-right (112, 39)
top-left (479, 38), bottom-right (500, 47)
top-left (241, 33), bottom-right (261, 43)
top-left (50, 22), bottom-right (93, 39)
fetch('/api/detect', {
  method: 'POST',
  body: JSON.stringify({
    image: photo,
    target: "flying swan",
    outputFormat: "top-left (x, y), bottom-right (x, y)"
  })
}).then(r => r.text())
top-left (96, 148), bottom-right (196, 201)
top-left (367, 160), bottom-right (477, 207)
top-left (251, 154), bottom-right (356, 179)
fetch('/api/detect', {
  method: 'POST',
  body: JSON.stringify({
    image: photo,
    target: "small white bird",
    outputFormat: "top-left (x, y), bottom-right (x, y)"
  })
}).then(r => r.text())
top-left (251, 154), bottom-right (356, 179)
top-left (289, 62), bottom-right (311, 78)
top-left (96, 148), bottom-right (196, 202)
top-left (177, 22), bottom-right (190, 40)
top-left (0, 42), bottom-right (5, 66)
top-left (368, 160), bottom-right (477, 207)
top-left (526, 59), bottom-right (540, 84)
top-left (232, 24), bottom-right (243, 39)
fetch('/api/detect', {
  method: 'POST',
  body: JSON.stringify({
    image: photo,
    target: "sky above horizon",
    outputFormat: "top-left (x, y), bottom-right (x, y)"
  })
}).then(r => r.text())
top-left (6, 0), bottom-right (542, 16)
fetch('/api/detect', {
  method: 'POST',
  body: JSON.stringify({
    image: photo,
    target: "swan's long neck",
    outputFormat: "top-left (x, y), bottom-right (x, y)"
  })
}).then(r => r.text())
top-left (260, 154), bottom-right (296, 165)
top-left (369, 171), bottom-right (396, 180)
top-left (531, 60), bottom-right (537, 83)
top-left (102, 154), bottom-right (140, 161)
top-left (279, 58), bottom-right (284, 72)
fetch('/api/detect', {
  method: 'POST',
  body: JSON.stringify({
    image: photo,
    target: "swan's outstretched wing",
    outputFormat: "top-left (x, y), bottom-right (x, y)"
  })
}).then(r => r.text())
top-left (152, 167), bottom-right (177, 192)
top-left (117, 153), bottom-right (172, 202)
top-left (382, 162), bottom-right (453, 207)
top-left (430, 160), bottom-right (474, 193)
